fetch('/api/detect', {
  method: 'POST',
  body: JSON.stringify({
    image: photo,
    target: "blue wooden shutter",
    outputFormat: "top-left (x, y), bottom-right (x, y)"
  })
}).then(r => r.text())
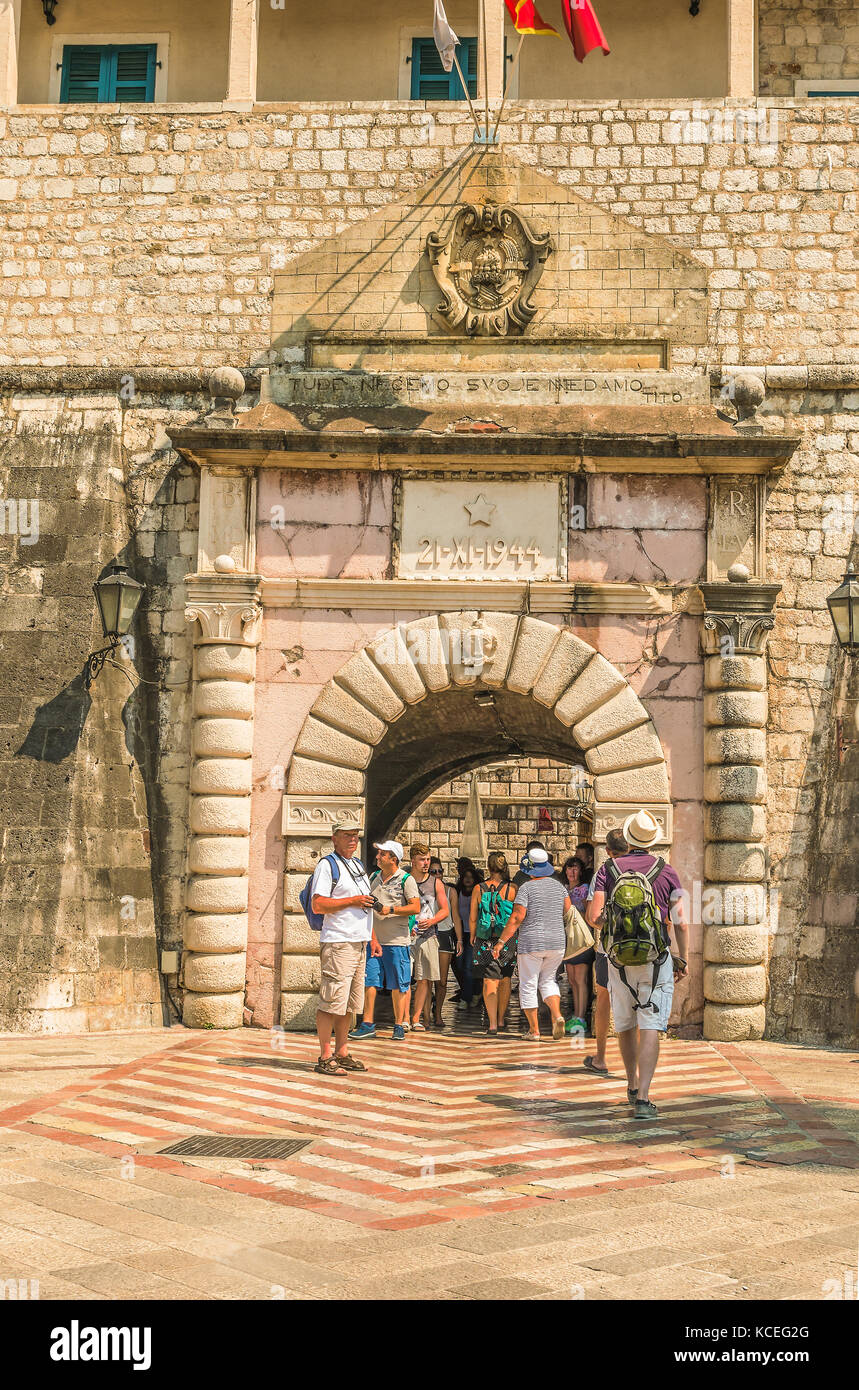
top-left (60, 44), bottom-right (156, 103)
top-left (410, 37), bottom-right (477, 100)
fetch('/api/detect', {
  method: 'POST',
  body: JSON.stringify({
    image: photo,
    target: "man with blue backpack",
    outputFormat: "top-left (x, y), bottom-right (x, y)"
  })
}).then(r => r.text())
top-left (303, 824), bottom-right (376, 1076)
top-left (587, 809), bottom-right (689, 1121)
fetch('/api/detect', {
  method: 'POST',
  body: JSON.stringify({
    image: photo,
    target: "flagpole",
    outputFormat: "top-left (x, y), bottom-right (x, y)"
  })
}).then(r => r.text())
top-left (491, 30), bottom-right (525, 142)
top-left (451, 50), bottom-right (483, 138)
top-left (479, 0), bottom-right (490, 140)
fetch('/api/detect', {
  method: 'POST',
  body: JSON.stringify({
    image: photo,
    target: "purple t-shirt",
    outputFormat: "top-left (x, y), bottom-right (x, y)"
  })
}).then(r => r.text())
top-left (592, 851), bottom-right (682, 926)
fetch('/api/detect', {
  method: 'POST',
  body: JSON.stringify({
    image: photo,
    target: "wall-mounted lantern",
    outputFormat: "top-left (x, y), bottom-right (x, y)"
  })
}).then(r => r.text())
top-left (85, 563), bottom-right (145, 689)
top-left (42, 0), bottom-right (59, 25)
top-left (568, 767), bottom-right (594, 821)
top-left (826, 564), bottom-right (859, 655)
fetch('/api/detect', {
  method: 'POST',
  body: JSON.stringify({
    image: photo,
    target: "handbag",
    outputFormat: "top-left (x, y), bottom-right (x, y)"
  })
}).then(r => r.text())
top-left (472, 886), bottom-right (517, 970)
top-left (564, 900), bottom-right (594, 960)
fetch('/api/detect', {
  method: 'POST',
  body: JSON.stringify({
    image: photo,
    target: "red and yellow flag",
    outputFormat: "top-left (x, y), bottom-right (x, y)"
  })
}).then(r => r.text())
top-left (561, 0), bottom-right (610, 62)
top-left (504, 0), bottom-right (559, 36)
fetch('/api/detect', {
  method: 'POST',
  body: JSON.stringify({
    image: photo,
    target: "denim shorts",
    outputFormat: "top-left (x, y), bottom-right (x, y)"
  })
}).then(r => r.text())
top-left (365, 942), bottom-right (412, 993)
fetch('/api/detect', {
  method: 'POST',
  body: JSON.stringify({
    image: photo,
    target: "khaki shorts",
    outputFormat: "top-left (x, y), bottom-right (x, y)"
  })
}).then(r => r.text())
top-left (317, 940), bottom-right (366, 1016)
top-left (411, 932), bottom-right (440, 982)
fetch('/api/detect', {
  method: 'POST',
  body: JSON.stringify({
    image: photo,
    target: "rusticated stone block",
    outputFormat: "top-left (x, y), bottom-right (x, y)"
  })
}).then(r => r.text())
top-left (705, 802), bottom-right (765, 842)
top-left (195, 644), bottom-right (255, 682)
top-left (467, 611), bottom-right (519, 689)
top-left (585, 720), bottom-right (664, 775)
top-left (183, 912), bottom-right (248, 953)
top-left (554, 655), bottom-right (627, 727)
top-left (280, 991), bottom-right (319, 1030)
top-left (368, 626), bottom-right (426, 703)
top-left (286, 756), bottom-right (365, 796)
top-left (704, 727), bottom-right (766, 766)
top-left (335, 651), bottom-right (405, 723)
top-left (282, 913), bottom-right (323, 955)
top-left (183, 990), bottom-right (244, 1029)
top-left (593, 762), bottom-right (670, 803)
top-left (188, 835), bottom-right (250, 874)
top-left (704, 763), bottom-right (767, 804)
top-left (311, 682), bottom-right (386, 745)
top-left (573, 684), bottom-right (651, 749)
top-left (703, 924), bottom-right (766, 964)
top-left (190, 757), bottom-right (253, 795)
top-left (193, 717), bottom-right (253, 758)
top-left (293, 716), bottom-right (373, 770)
top-left (703, 691), bottom-right (767, 728)
top-left (185, 874), bottom-right (249, 914)
top-left (704, 654), bottom-right (765, 691)
top-left (184, 951), bottom-right (246, 992)
top-left (704, 842), bottom-right (766, 882)
top-left (703, 1001), bottom-right (766, 1041)
top-left (703, 962), bottom-right (767, 1005)
top-left (507, 616), bottom-right (561, 694)
top-left (193, 679), bottom-right (254, 719)
top-left (189, 795), bottom-right (251, 835)
top-left (281, 953), bottom-right (322, 993)
top-left (531, 628), bottom-right (593, 706)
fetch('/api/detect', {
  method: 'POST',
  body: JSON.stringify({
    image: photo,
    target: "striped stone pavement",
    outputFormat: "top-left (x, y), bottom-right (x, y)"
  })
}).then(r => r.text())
top-left (4, 1026), bottom-right (857, 1233)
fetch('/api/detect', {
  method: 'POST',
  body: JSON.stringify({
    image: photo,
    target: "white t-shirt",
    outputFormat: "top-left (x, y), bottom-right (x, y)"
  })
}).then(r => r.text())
top-left (310, 854), bottom-right (373, 944)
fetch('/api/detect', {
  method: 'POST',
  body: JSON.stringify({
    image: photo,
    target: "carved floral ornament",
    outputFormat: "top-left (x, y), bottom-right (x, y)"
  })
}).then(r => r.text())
top-left (701, 612), bottom-right (775, 656)
top-left (185, 599), bottom-right (262, 645)
top-left (426, 202), bottom-right (553, 337)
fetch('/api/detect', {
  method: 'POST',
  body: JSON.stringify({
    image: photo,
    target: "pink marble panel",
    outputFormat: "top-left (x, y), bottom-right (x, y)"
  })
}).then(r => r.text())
top-left (588, 475), bottom-right (708, 530)
top-left (257, 471), bottom-right (392, 578)
top-left (569, 528), bottom-right (705, 585)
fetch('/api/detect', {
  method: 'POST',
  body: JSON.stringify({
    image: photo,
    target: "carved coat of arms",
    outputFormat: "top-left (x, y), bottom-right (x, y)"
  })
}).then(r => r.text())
top-left (426, 202), bottom-right (552, 337)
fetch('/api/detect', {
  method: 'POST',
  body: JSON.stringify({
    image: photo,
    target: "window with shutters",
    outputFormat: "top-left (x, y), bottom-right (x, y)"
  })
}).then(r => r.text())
top-left (410, 37), bottom-right (477, 100)
top-left (60, 45), bottom-right (157, 103)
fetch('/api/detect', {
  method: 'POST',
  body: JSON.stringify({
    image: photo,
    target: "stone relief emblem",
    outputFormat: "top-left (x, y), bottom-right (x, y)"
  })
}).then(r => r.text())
top-left (426, 202), bottom-right (553, 336)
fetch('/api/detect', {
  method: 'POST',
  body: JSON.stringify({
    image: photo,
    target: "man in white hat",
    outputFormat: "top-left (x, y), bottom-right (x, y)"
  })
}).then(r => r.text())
top-left (311, 823), bottom-right (376, 1076)
top-left (587, 809), bottom-right (689, 1120)
top-left (365, 841), bottom-right (421, 1041)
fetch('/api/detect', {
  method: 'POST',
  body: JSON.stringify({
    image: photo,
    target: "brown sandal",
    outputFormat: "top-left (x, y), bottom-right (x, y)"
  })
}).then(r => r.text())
top-left (315, 1056), bottom-right (348, 1075)
top-left (334, 1053), bottom-right (367, 1072)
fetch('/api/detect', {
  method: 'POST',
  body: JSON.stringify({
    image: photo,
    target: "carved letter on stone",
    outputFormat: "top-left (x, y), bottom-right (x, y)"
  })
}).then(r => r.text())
top-left (426, 202), bottom-right (552, 337)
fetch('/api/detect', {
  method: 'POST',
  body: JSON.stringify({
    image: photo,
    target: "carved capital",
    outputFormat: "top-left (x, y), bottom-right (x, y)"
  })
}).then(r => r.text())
top-left (700, 576), bottom-right (780, 656)
top-left (185, 575), bottom-right (263, 646)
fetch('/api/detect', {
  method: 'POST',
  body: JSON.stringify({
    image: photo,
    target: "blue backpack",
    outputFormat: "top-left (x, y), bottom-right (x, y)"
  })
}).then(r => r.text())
top-left (299, 854), bottom-right (367, 932)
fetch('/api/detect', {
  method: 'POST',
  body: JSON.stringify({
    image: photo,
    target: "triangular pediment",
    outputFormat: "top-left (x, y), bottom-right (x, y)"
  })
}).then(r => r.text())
top-left (269, 149), bottom-right (708, 359)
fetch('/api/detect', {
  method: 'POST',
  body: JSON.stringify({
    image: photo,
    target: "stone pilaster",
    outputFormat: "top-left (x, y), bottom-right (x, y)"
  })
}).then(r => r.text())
top-left (701, 570), bottom-right (780, 1041)
top-left (0, 0), bottom-right (20, 109)
top-left (225, 0), bottom-right (259, 105)
top-left (183, 580), bottom-right (261, 1028)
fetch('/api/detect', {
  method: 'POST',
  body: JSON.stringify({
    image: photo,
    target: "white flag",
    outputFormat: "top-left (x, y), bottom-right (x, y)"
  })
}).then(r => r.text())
top-left (433, 0), bottom-right (460, 73)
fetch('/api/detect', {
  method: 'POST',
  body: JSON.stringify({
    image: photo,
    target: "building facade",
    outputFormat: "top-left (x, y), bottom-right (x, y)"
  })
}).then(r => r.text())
top-left (0, 0), bottom-right (856, 1047)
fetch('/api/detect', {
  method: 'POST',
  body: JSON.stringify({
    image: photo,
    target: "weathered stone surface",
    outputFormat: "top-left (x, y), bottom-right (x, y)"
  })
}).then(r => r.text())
top-left (703, 924), bottom-right (766, 965)
top-left (282, 913), bottom-right (323, 955)
top-left (506, 616), bottom-right (559, 694)
top-left (184, 952), bottom-right (246, 993)
top-left (279, 991), bottom-right (318, 1029)
top-left (403, 615), bottom-right (450, 692)
top-left (703, 963), bottom-right (767, 1006)
top-left (703, 691), bottom-right (767, 728)
top-left (704, 842), bottom-right (767, 882)
top-left (293, 716), bottom-right (373, 770)
top-left (704, 802), bottom-right (766, 843)
top-left (193, 717), bottom-right (254, 759)
top-left (368, 627), bottom-right (426, 703)
top-left (193, 680), bottom-right (255, 719)
top-left (554, 655), bottom-right (628, 728)
top-left (573, 685), bottom-right (651, 750)
top-left (704, 882), bottom-right (767, 927)
top-left (188, 835), bottom-right (250, 874)
top-left (703, 1002), bottom-right (766, 1042)
top-left (185, 875), bottom-right (249, 914)
top-left (585, 720), bottom-right (664, 775)
top-left (704, 763), bottom-right (767, 804)
top-left (311, 683), bottom-right (386, 745)
top-left (286, 757), bottom-right (365, 796)
top-left (335, 651), bottom-right (405, 724)
top-left (531, 629), bottom-right (593, 707)
top-left (281, 954), bottom-right (322, 993)
top-left (704, 654), bottom-right (766, 691)
top-left (704, 727), bottom-right (766, 767)
top-left (184, 913), bottom-right (248, 953)
top-left (189, 795), bottom-right (251, 836)
top-left (593, 764), bottom-right (670, 803)
top-left (472, 611), bottom-right (521, 689)
top-left (195, 644), bottom-right (256, 682)
top-left (183, 991), bottom-right (244, 1030)
top-left (190, 758), bottom-right (253, 796)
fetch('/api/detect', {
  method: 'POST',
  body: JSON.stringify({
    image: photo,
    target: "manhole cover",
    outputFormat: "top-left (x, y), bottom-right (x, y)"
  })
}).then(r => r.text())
top-left (158, 1135), bottom-right (312, 1159)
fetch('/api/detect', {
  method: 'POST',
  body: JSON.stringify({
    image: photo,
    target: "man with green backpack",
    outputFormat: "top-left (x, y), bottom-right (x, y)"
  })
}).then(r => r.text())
top-left (587, 809), bottom-right (689, 1122)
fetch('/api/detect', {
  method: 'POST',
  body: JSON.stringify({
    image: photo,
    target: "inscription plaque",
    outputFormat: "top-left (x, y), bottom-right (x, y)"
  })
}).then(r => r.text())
top-left (398, 478), bottom-right (563, 580)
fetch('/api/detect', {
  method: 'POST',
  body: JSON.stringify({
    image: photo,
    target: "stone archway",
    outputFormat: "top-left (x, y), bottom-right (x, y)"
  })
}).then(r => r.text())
top-left (279, 612), bottom-right (672, 1028)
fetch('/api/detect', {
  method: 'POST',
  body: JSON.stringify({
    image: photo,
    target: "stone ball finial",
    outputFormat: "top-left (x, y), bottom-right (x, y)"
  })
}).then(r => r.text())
top-left (733, 373), bottom-right (765, 423)
top-left (213, 554), bottom-right (237, 574)
top-left (727, 562), bottom-right (751, 584)
top-left (208, 366), bottom-right (246, 403)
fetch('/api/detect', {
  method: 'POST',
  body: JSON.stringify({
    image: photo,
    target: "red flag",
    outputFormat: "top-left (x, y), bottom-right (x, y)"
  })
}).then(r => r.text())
top-left (504, 0), bottom-right (559, 35)
top-left (561, 0), bottom-right (610, 61)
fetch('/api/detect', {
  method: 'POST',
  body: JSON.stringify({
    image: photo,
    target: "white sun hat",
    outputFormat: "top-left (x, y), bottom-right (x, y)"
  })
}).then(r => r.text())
top-left (622, 809), bottom-right (661, 850)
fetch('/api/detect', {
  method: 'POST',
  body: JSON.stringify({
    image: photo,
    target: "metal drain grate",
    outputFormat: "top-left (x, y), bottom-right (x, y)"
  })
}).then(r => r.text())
top-left (158, 1135), bottom-right (312, 1159)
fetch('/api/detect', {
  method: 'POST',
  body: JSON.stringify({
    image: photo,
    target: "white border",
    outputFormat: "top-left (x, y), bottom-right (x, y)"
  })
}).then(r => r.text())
top-left (49, 32), bottom-right (170, 104)
top-left (794, 79), bottom-right (859, 97)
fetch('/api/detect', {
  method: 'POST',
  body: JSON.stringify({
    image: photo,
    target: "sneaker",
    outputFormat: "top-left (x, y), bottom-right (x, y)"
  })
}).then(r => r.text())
top-left (565, 1015), bottom-right (585, 1035)
top-left (633, 1099), bottom-right (658, 1121)
top-left (347, 1021), bottom-right (376, 1040)
top-left (392, 1024), bottom-right (406, 1041)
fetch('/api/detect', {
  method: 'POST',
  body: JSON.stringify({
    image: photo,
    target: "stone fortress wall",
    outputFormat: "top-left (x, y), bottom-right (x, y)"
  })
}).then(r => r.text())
top-left (0, 97), bottom-right (857, 1043)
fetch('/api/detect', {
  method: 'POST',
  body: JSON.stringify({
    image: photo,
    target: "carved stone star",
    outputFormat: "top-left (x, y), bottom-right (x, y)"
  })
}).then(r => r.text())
top-left (464, 494), bottom-right (496, 526)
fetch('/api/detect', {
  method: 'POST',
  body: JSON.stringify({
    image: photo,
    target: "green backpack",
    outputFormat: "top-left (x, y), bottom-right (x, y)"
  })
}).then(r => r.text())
top-left (604, 857), bottom-right (670, 1014)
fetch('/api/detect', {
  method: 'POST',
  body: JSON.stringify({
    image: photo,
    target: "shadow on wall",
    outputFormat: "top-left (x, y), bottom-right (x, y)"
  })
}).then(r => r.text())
top-left (16, 673), bottom-right (92, 764)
